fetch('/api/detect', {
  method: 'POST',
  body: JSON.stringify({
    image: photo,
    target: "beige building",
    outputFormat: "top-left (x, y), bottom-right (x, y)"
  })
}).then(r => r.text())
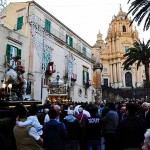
top-left (0, 25), bottom-right (30, 98)
top-left (1, 1), bottom-right (94, 103)
top-left (93, 7), bottom-right (145, 100)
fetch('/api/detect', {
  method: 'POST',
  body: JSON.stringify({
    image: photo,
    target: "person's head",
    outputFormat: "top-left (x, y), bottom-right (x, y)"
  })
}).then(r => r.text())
top-left (54, 105), bottom-right (61, 115)
top-left (69, 105), bottom-right (74, 110)
top-left (120, 106), bottom-right (126, 113)
top-left (44, 108), bottom-right (49, 114)
top-left (15, 104), bottom-right (28, 119)
top-left (142, 129), bottom-right (150, 150)
top-left (125, 103), bottom-right (137, 115)
top-left (78, 107), bottom-right (83, 114)
top-left (48, 108), bottom-right (58, 119)
top-left (107, 102), bottom-right (116, 111)
top-left (28, 103), bottom-right (38, 116)
top-left (142, 102), bottom-right (149, 111)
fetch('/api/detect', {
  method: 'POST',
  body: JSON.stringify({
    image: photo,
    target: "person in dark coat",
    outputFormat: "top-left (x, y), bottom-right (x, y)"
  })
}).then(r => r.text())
top-left (140, 102), bottom-right (150, 129)
top-left (63, 110), bottom-right (80, 150)
top-left (43, 108), bottom-right (67, 150)
top-left (101, 102), bottom-right (119, 150)
top-left (116, 103), bottom-right (147, 150)
top-left (86, 106), bottom-right (102, 150)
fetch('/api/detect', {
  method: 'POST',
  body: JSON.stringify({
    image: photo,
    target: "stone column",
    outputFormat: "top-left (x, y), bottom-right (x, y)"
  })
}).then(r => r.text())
top-left (109, 64), bottom-right (113, 85)
top-left (112, 38), bottom-right (115, 53)
top-left (117, 62), bottom-right (122, 87)
top-left (113, 63), bottom-right (117, 84)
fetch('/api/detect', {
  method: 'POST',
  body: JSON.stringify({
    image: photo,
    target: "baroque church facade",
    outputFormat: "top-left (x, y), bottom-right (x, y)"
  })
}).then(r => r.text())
top-left (93, 7), bottom-right (146, 100)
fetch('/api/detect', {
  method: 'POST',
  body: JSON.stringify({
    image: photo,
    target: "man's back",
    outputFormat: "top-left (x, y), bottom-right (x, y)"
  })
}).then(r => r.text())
top-left (43, 120), bottom-right (67, 150)
top-left (116, 105), bottom-right (146, 150)
top-left (13, 125), bottom-right (42, 150)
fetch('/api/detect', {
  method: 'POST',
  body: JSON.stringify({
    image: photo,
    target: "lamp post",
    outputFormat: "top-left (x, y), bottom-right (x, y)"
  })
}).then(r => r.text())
top-left (56, 74), bottom-right (60, 94)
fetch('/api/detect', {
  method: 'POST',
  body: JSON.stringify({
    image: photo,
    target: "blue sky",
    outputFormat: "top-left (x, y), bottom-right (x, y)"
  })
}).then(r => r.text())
top-left (7, 0), bottom-right (149, 45)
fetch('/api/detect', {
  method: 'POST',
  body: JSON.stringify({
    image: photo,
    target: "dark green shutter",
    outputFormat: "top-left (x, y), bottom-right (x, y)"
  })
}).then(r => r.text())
top-left (70, 37), bottom-right (73, 47)
top-left (47, 20), bottom-right (51, 32)
top-left (45, 19), bottom-right (51, 32)
top-left (83, 70), bottom-right (85, 85)
top-left (6, 44), bottom-right (11, 61)
top-left (83, 47), bottom-right (86, 56)
top-left (17, 16), bottom-right (23, 30)
top-left (17, 48), bottom-right (21, 58)
top-left (87, 72), bottom-right (89, 83)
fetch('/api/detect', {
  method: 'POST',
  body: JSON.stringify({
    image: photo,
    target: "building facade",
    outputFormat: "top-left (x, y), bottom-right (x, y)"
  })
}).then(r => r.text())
top-left (1, 1), bottom-right (94, 103)
top-left (0, 25), bottom-right (29, 100)
top-left (93, 7), bottom-right (145, 100)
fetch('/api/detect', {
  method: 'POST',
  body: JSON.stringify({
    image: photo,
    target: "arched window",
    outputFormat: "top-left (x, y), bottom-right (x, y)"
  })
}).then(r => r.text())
top-left (125, 72), bottom-right (132, 87)
top-left (122, 25), bottom-right (126, 32)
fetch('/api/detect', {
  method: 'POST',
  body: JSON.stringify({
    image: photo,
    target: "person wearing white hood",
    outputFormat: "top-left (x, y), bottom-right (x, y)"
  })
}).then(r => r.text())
top-left (74, 105), bottom-right (91, 117)
top-left (64, 110), bottom-right (76, 122)
top-left (63, 110), bottom-right (80, 150)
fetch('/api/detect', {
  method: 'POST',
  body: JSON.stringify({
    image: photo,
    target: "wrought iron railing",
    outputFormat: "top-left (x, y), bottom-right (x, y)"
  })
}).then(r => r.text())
top-left (28, 14), bottom-right (94, 61)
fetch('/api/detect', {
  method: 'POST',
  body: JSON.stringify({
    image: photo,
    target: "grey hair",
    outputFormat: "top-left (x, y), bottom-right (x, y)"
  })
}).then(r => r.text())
top-left (144, 129), bottom-right (150, 149)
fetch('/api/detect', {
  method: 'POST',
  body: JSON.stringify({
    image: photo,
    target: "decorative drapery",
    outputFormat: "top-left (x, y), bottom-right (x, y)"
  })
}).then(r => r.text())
top-left (30, 14), bottom-right (54, 77)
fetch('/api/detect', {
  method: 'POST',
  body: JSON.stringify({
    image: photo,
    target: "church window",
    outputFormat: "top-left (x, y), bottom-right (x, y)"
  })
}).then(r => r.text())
top-left (122, 25), bottom-right (126, 32)
top-left (125, 72), bottom-right (132, 87)
top-left (125, 46), bottom-right (129, 53)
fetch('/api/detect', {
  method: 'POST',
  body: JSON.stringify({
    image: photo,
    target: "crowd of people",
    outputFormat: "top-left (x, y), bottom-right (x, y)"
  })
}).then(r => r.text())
top-left (12, 99), bottom-right (150, 150)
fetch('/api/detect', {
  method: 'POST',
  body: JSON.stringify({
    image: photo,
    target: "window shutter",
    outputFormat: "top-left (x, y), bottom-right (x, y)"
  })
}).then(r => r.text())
top-left (26, 81), bottom-right (31, 95)
top-left (70, 37), bottom-right (73, 47)
top-left (6, 44), bottom-right (11, 61)
top-left (87, 72), bottom-right (89, 83)
top-left (17, 48), bottom-right (21, 58)
top-left (83, 70), bottom-right (85, 85)
top-left (45, 19), bottom-right (51, 32)
top-left (83, 47), bottom-right (86, 56)
top-left (17, 16), bottom-right (23, 30)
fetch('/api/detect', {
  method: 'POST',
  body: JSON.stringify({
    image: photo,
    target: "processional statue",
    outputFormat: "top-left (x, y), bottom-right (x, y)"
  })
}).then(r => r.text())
top-left (1, 55), bottom-right (27, 101)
